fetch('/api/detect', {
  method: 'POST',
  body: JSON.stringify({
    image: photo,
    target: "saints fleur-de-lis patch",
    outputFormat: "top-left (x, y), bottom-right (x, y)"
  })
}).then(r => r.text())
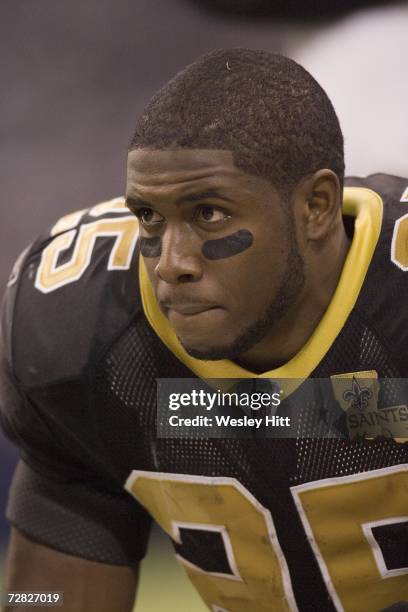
top-left (342, 377), bottom-right (372, 412)
top-left (330, 371), bottom-right (408, 441)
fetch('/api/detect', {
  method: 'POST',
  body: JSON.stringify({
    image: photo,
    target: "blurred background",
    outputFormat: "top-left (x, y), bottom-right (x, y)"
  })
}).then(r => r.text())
top-left (1, 1), bottom-right (407, 609)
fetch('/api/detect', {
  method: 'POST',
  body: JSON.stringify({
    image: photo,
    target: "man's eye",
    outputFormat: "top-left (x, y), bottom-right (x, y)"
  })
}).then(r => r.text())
top-left (196, 206), bottom-right (230, 223)
top-left (136, 208), bottom-right (164, 226)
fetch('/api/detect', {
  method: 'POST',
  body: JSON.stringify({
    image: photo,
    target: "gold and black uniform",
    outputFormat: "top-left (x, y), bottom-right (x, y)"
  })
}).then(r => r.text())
top-left (1, 175), bottom-right (407, 611)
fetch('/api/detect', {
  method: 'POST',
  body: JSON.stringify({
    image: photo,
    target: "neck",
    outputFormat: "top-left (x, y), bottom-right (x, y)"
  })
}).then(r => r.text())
top-left (237, 224), bottom-right (351, 373)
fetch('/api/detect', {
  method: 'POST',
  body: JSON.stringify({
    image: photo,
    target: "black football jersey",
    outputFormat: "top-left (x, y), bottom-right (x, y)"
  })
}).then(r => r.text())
top-left (0, 177), bottom-right (407, 612)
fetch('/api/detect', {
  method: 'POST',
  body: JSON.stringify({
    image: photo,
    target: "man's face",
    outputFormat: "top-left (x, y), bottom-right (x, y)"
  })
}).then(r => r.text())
top-left (126, 149), bottom-right (305, 361)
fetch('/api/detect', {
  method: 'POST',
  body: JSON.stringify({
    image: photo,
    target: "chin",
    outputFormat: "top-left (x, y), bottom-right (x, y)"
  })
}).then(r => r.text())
top-left (179, 335), bottom-right (241, 361)
top-left (182, 343), bottom-right (233, 361)
top-left (179, 313), bottom-right (276, 362)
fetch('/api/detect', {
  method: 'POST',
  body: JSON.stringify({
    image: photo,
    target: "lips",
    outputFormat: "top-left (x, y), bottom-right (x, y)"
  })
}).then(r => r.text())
top-left (161, 302), bottom-right (220, 316)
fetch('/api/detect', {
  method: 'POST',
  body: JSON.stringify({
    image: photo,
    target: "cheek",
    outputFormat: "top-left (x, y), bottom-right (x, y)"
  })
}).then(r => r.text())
top-left (201, 229), bottom-right (253, 260)
top-left (140, 237), bottom-right (162, 257)
top-left (215, 234), bottom-right (285, 309)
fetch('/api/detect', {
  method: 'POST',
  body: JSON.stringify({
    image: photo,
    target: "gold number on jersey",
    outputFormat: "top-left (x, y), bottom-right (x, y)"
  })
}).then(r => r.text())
top-left (35, 200), bottom-right (139, 293)
top-left (391, 213), bottom-right (408, 270)
top-left (127, 466), bottom-right (407, 612)
top-left (126, 472), bottom-right (297, 612)
top-left (291, 465), bottom-right (408, 611)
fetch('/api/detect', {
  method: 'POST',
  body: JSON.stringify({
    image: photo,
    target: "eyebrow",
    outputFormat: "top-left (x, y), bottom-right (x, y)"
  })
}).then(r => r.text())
top-left (126, 189), bottom-right (233, 209)
top-left (125, 196), bottom-right (152, 209)
top-left (180, 189), bottom-right (234, 204)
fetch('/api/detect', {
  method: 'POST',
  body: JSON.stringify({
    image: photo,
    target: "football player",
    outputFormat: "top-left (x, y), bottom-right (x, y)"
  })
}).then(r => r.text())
top-left (1, 49), bottom-right (407, 612)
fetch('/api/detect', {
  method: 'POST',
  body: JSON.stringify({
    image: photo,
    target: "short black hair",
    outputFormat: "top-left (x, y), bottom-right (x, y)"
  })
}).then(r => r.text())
top-left (130, 49), bottom-right (344, 195)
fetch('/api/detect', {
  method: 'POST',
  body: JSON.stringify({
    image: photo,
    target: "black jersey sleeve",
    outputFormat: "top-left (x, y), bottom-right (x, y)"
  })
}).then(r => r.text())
top-left (0, 350), bottom-right (151, 566)
top-left (0, 207), bottom-right (152, 566)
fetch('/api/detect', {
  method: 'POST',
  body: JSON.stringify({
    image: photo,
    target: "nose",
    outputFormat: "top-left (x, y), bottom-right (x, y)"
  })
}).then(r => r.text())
top-left (154, 223), bottom-right (203, 284)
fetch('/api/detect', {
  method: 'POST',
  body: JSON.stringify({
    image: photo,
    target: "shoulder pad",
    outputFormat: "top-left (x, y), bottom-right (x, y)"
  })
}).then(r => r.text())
top-left (345, 173), bottom-right (408, 205)
top-left (347, 175), bottom-right (408, 365)
top-left (3, 198), bottom-right (141, 386)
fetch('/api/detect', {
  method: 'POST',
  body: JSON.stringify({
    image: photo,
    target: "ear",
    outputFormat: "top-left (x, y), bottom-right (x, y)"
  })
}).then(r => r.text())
top-left (297, 169), bottom-right (342, 241)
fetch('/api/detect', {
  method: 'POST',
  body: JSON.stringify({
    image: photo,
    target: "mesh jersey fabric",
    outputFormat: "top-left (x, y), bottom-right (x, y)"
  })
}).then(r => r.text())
top-left (0, 174), bottom-right (407, 610)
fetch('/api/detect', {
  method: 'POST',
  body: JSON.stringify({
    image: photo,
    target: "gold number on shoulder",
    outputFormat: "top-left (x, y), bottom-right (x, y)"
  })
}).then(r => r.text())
top-left (35, 203), bottom-right (138, 293)
top-left (391, 213), bottom-right (408, 270)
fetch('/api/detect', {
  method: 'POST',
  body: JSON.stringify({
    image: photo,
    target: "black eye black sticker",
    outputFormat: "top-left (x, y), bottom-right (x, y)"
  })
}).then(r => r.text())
top-left (202, 229), bottom-right (253, 260)
top-left (140, 237), bottom-right (162, 258)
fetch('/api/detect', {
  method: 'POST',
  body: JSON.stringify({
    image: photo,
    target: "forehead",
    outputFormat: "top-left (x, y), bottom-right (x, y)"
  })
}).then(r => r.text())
top-left (126, 148), bottom-right (277, 202)
top-left (127, 149), bottom-right (241, 191)
top-left (127, 148), bottom-right (235, 177)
